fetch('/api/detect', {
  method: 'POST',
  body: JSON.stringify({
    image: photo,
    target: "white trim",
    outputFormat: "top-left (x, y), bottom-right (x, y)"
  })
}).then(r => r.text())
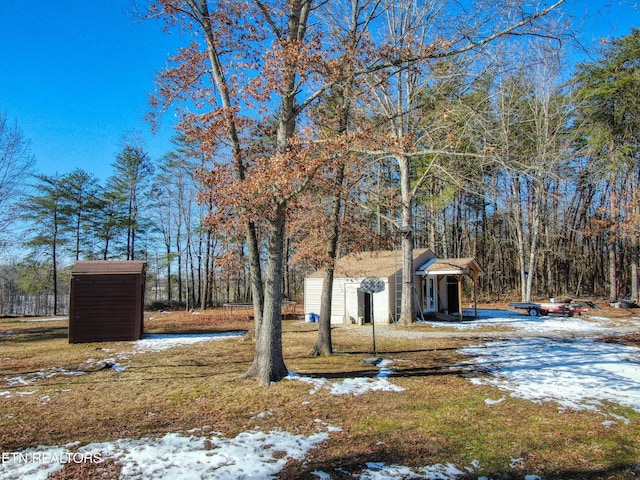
top-left (420, 269), bottom-right (464, 276)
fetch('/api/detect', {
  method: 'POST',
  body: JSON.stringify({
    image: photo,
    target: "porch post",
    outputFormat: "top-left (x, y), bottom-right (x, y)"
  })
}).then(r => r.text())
top-left (457, 275), bottom-right (463, 318)
top-left (473, 274), bottom-right (478, 318)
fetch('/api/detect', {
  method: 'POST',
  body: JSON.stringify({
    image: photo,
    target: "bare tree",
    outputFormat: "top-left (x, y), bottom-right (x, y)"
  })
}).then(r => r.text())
top-left (308, 0), bottom-right (385, 356)
top-left (148, 0), bottom-right (327, 384)
top-left (0, 113), bottom-right (35, 247)
top-left (364, 0), bottom-right (566, 321)
top-left (145, 0), bottom-right (567, 383)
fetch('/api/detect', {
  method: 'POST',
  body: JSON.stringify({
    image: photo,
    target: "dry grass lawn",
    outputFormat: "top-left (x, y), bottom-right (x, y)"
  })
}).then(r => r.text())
top-left (1, 305), bottom-right (640, 479)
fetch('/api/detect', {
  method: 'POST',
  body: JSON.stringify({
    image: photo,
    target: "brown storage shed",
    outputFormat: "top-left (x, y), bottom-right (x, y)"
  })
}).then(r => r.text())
top-left (69, 261), bottom-right (146, 343)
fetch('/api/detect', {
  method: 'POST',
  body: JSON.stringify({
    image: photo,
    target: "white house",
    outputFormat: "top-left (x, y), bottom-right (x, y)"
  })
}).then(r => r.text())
top-left (304, 249), bottom-right (484, 325)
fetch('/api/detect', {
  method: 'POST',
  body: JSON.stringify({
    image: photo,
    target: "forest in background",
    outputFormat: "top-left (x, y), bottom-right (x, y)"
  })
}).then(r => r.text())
top-left (0, 2), bottom-right (639, 320)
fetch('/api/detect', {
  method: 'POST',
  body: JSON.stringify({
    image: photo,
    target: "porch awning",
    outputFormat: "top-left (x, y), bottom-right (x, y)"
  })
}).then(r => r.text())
top-left (416, 257), bottom-right (484, 277)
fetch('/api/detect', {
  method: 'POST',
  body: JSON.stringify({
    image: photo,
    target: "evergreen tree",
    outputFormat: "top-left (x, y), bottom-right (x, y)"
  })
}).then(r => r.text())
top-left (572, 29), bottom-right (640, 301)
top-left (60, 168), bottom-right (101, 260)
top-left (20, 174), bottom-right (68, 315)
top-left (108, 141), bottom-right (154, 260)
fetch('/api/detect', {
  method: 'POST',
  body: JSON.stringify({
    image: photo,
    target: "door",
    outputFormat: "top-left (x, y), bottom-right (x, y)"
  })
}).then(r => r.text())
top-left (446, 276), bottom-right (459, 314)
top-left (424, 276), bottom-right (438, 313)
top-left (355, 288), bottom-right (372, 324)
top-left (363, 292), bottom-right (372, 324)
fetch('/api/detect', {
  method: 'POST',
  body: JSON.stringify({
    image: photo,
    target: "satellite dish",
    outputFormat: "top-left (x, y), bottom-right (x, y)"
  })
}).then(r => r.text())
top-left (361, 276), bottom-right (385, 294)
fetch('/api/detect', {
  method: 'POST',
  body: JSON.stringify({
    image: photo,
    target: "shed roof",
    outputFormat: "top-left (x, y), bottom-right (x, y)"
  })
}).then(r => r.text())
top-left (309, 249), bottom-right (435, 279)
top-left (72, 260), bottom-right (146, 275)
top-left (417, 257), bottom-right (484, 276)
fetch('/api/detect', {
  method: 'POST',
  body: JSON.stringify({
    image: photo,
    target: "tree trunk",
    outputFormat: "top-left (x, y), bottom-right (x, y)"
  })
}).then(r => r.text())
top-left (632, 233), bottom-right (639, 301)
top-left (398, 154), bottom-right (414, 324)
top-left (102, 236), bottom-right (109, 260)
top-left (312, 267), bottom-right (335, 356)
top-left (253, 203), bottom-right (289, 385)
top-left (244, 0), bottom-right (311, 381)
top-left (176, 228), bottom-right (183, 305)
top-left (512, 180), bottom-right (529, 302)
top-left (632, 176), bottom-right (640, 301)
top-left (52, 208), bottom-right (59, 316)
top-left (609, 235), bottom-right (618, 302)
top-left (201, 228), bottom-right (211, 310)
top-left (246, 221), bottom-right (264, 333)
top-left (311, 163), bottom-right (345, 357)
top-left (166, 242), bottom-right (172, 304)
top-left (198, 2), bottom-right (264, 328)
top-left (428, 196), bottom-right (436, 250)
top-left (525, 186), bottom-right (541, 301)
top-left (609, 177), bottom-right (619, 302)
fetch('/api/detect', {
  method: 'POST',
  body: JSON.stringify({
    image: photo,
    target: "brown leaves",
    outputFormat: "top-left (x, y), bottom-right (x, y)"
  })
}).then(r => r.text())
top-left (261, 33), bottom-right (326, 92)
top-left (147, 41), bottom-right (209, 129)
top-left (147, 0), bottom-right (437, 269)
top-left (222, 134), bottom-right (322, 218)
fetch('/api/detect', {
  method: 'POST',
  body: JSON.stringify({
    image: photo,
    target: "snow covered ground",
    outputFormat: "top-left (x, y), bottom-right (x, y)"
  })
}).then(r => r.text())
top-left (1, 427), bottom-right (337, 480)
top-left (460, 337), bottom-right (640, 417)
top-left (431, 310), bottom-right (640, 417)
top-left (287, 358), bottom-right (406, 396)
top-left (1, 310), bottom-right (640, 479)
top-left (423, 307), bottom-right (640, 337)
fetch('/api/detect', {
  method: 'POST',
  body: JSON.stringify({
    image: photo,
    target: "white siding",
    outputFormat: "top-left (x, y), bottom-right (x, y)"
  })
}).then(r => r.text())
top-left (305, 276), bottom-right (393, 325)
top-left (331, 278), bottom-right (349, 323)
top-left (373, 279), bottom-right (392, 324)
top-left (304, 250), bottom-right (433, 324)
top-left (303, 277), bottom-right (323, 318)
top-left (389, 272), bottom-right (399, 320)
top-left (305, 249), bottom-right (444, 325)
top-left (344, 281), bottom-right (361, 324)
top-left (306, 271), bottom-right (421, 325)
top-left (304, 276), bottom-right (350, 324)
top-left (344, 277), bottom-right (392, 325)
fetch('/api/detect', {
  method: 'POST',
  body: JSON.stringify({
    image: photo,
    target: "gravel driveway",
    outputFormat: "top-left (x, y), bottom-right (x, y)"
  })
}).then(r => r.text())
top-left (338, 308), bottom-right (640, 340)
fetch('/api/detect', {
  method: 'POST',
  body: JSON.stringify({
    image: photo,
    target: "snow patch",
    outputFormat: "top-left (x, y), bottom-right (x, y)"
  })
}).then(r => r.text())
top-left (0, 427), bottom-right (334, 480)
top-left (287, 359), bottom-right (405, 396)
top-left (132, 331), bottom-right (245, 354)
top-left (423, 309), bottom-right (640, 336)
top-left (460, 337), bottom-right (640, 414)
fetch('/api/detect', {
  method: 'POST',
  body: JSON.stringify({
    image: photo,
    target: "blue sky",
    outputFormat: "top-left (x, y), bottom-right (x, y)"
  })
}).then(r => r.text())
top-left (0, 0), bottom-right (181, 180)
top-left (0, 0), bottom-right (638, 182)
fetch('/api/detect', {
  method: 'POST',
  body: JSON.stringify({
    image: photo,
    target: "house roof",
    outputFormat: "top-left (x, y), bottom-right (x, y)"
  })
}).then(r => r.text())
top-left (72, 260), bottom-right (146, 275)
top-left (416, 257), bottom-right (484, 277)
top-left (308, 249), bottom-right (435, 279)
